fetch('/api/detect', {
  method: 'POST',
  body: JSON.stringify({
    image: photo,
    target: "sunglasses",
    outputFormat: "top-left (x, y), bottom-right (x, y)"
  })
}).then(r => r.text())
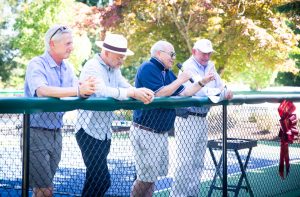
top-left (160, 50), bottom-right (176, 59)
top-left (50, 26), bottom-right (67, 40)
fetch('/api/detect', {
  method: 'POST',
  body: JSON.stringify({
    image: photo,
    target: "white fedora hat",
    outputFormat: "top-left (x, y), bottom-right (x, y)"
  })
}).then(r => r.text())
top-left (95, 33), bottom-right (134, 56)
top-left (193, 39), bottom-right (215, 53)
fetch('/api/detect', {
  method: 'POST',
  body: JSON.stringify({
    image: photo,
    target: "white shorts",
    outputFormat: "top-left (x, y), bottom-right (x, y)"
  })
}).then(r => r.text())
top-left (129, 126), bottom-right (169, 182)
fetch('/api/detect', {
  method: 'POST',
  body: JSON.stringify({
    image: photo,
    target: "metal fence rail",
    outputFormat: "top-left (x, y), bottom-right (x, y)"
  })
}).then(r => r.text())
top-left (0, 95), bottom-right (300, 197)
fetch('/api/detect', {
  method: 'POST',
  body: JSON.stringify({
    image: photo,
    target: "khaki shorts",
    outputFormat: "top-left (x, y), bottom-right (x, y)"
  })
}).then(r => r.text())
top-left (129, 126), bottom-right (168, 182)
top-left (21, 128), bottom-right (62, 188)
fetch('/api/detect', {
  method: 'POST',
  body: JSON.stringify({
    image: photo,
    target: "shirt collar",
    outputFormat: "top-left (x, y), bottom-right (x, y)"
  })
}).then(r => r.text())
top-left (95, 53), bottom-right (114, 71)
top-left (150, 57), bottom-right (169, 71)
top-left (192, 56), bottom-right (212, 71)
top-left (43, 51), bottom-right (67, 69)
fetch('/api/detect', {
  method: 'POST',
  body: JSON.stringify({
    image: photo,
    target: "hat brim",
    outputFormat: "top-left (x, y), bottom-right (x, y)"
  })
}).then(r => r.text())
top-left (95, 41), bottom-right (134, 56)
top-left (198, 48), bottom-right (215, 53)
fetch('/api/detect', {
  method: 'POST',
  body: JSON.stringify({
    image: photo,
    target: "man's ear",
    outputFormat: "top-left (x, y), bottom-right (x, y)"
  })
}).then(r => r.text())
top-left (49, 40), bottom-right (55, 48)
top-left (192, 48), bottom-right (197, 55)
top-left (156, 50), bottom-right (162, 59)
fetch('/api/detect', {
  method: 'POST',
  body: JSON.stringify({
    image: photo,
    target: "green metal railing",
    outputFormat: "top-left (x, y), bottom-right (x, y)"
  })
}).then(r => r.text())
top-left (1, 94), bottom-right (300, 197)
top-left (1, 93), bottom-right (300, 113)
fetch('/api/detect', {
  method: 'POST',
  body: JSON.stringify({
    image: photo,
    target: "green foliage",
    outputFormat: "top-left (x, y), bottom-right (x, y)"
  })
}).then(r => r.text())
top-left (11, 0), bottom-right (94, 76)
top-left (0, 37), bottom-right (18, 87)
top-left (120, 66), bottom-right (137, 85)
top-left (111, 0), bottom-right (298, 89)
top-left (276, 1), bottom-right (300, 16)
top-left (0, 0), bottom-right (20, 87)
top-left (274, 1), bottom-right (300, 86)
top-left (4, 0), bottom-right (66, 88)
top-left (76, 0), bottom-right (109, 7)
top-left (2, 0), bottom-right (299, 90)
top-left (275, 72), bottom-right (300, 86)
top-left (12, 0), bottom-right (62, 64)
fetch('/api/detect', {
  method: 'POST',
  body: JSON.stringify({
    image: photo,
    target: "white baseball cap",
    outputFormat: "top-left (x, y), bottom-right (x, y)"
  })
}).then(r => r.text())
top-left (96, 33), bottom-right (134, 56)
top-left (193, 39), bottom-right (215, 53)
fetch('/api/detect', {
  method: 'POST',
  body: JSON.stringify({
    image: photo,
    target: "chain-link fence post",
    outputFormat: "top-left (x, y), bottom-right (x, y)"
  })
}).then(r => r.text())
top-left (22, 114), bottom-right (30, 197)
top-left (222, 103), bottom-right (228, 197)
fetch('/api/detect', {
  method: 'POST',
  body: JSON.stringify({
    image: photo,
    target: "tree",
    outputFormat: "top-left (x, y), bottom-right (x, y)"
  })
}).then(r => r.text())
top-left (12, 0), bottom-right (97, 78)
top-left (0, 0), bottom-right (20, 88)
top-left (104, 0), bottom-right (297, 89)
top-left (6, 0), bottom-right (300, 89)
top-left (76, 0), bottom-right (110, 7)
top-left (120, 0), bottom-right (296, 89)
top-left (78, 0), bottom-right (298, 89)
top-left (275, 1), bottom-right (300, 86)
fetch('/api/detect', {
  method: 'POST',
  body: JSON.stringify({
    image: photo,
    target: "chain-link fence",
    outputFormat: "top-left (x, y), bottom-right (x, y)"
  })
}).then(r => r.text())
top-left (1, 95), bottom-right (300, 196)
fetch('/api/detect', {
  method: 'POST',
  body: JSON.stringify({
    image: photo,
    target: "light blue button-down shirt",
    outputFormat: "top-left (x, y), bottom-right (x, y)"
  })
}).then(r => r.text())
top-left (24, 51), bottom-right (78, 129)
top-left (181, 56), bottom-right (224, 114)
top-left (76, 54), bottom-right (132, 140)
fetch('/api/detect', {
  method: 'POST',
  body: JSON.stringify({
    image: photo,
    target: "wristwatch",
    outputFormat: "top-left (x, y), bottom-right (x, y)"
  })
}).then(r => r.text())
top-left (198, 80), bottom-right (205, 87)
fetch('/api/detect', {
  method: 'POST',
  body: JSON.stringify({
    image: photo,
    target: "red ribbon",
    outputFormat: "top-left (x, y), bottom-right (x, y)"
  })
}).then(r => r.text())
top-left (278, 100), bottom-right (298, 179)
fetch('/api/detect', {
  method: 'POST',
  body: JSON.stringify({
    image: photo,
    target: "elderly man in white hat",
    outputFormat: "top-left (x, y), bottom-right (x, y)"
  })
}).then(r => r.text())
top-left (75, 33), bottom-right (154, 197)
top-left (170, 39), bottom-right (233, 197)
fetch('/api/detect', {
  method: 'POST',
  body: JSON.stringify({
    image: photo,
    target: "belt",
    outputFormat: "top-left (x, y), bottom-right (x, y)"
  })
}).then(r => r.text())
top-left (133, 123), bottom-right (174, 134)
top-left (30, 127), bottom-right (61, 132)
top-left (132, 123), bottom-right (157, 133)
top-left (188, 112), bottom-right (207, 118)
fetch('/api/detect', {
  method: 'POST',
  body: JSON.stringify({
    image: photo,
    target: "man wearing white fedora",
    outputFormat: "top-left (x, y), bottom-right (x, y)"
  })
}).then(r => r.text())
top-left (76, 33), bottom-right (154, 197)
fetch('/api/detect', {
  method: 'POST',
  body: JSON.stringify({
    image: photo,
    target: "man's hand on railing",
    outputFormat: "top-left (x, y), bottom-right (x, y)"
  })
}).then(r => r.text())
top-left (130, 87), bottom-right (154, 104)
top-left (219, 86), bottom-right (233, 100)
top-left (78, 76), bottom-right (97, 98)
top-left (224, 89), bottom-right (233, 100)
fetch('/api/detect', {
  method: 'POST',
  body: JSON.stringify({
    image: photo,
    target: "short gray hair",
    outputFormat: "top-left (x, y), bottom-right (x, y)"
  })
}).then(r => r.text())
top-left (44, 24), bottom-right (72, 51)
top-left (150, 40), bottom-right (173, 57)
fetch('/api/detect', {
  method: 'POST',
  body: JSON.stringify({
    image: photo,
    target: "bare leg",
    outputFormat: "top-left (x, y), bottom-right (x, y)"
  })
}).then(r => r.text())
top-left (145, 182), bottom-right (155, 197)
top-left (131, 180), bottom-right (155, 197)
top-left (33, 187), bottom-right (53, 197)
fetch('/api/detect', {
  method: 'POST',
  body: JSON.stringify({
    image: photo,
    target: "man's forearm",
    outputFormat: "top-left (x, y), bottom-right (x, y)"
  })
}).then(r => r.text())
top-left (36, 86), bottom-right (77, 98)
top-left (155, 79), bottom-right (183, 97)
top-left (180, 82), bottom-right (202, 96)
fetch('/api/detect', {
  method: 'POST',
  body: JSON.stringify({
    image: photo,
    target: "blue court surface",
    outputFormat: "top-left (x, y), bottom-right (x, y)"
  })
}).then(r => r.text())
top-left (1, 133), bottom-right (300, 196)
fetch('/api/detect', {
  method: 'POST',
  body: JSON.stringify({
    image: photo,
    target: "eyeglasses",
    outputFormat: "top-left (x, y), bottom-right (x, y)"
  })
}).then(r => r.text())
top-left (50, 26), bottom-right (67, 40)
top-left (160, 50), bottom-right (176, 59)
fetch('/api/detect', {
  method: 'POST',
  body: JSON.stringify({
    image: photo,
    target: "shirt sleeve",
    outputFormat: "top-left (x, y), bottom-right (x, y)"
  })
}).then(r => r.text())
top-left (136, 65), bottom-right (163, 92)
top-left (80, 59), bottom-right (129, 100)
top-left (170, 71), bottom-right (185, 96)
top-left (26, 58), bottom-right (49, 97)
top-left (182, 60), bottom-right (225, 97)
